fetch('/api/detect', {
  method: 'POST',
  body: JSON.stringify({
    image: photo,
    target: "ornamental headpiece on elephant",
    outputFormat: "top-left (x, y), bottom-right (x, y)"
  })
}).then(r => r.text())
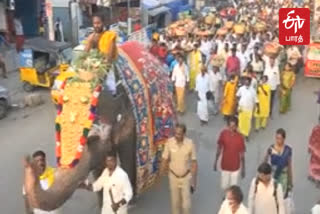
top-left (23, 41), bottom-right (177, 211)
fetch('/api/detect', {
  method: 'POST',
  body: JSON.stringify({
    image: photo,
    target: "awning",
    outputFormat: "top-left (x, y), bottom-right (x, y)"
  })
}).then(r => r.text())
top-left (79, 0), bottom-right (138, 5)
top-left (148, 6), bottom-right (170, 16)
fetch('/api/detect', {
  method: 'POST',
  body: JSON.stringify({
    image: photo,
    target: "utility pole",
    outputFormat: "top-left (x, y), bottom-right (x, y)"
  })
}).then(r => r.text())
top-left (46, 0), bottom-right (54, 41)
top-left (127, 0), bottom-right (131, 35)
top-left (70, 0), bottom-right (79, 46)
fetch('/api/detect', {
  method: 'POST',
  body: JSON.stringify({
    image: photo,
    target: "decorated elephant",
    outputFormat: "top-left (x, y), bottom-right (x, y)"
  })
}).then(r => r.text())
top-left (23, 41), bottom-right (176, 211)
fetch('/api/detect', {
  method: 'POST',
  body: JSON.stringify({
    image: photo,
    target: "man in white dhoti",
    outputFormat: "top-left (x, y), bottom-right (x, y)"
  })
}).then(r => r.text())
top-left (80, 151), bottom-right (133, 214)
top-left (248, 163), bottom-right (285, 214)
top-left (196, 65), bottom-right (210, 126)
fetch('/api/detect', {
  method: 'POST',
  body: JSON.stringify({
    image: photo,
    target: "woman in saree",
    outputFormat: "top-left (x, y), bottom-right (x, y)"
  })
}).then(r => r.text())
top-left (221, 74), bottom-right (238, 120)
top-left (279, 63), bottom-right (296, 114)
top-left (264, 128), bottom-right (293, 198)
top-left (308, 117), bottom-right (320, 187)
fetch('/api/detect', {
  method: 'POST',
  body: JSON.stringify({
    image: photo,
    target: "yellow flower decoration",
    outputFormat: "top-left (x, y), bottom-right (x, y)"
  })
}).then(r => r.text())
top-left (55, 116), bottom-right (61, 124)
top-left (84, 120), bottom-right (93, 129)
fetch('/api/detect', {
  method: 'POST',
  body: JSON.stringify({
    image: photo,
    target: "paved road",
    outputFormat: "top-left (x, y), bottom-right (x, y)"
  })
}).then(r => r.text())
top-left (0, 72), bottom-right (319, 214)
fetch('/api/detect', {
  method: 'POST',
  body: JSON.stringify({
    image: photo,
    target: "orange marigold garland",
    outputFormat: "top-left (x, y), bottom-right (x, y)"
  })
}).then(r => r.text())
top-left (55, 82), bottom-right (102, 168)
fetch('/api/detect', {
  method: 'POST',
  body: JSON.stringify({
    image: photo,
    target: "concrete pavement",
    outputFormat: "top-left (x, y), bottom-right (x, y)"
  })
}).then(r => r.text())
top-left (0, 72), bottom-right (319, 214)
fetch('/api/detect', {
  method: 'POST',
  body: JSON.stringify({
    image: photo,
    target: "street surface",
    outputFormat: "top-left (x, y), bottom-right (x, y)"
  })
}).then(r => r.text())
top-left (0, 71), bottom-right (319, 214)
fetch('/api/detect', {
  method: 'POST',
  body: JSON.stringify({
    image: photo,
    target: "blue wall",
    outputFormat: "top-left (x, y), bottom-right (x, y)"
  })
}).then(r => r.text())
top-left (164, 0), bottom-right (189, 21)
top-left (15, 0), bottom-right (39, 37)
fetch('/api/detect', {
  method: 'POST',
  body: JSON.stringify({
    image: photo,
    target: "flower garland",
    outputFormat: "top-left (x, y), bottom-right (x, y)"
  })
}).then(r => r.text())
top-left (55, 81), bottom-right (102, 168)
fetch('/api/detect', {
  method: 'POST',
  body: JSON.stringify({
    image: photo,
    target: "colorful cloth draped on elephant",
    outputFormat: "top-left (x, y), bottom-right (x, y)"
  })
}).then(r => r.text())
top-left (55, 41), bottom-right (176, 195)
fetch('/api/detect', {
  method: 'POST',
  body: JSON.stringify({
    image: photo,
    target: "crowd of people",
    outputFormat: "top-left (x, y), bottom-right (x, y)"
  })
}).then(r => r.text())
top-left (149, 2), bottom-right (304, 142)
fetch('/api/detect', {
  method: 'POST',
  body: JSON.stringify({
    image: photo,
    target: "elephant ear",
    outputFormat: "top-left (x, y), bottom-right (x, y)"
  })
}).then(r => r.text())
top-left (111, 111), bottom-right (135, 146)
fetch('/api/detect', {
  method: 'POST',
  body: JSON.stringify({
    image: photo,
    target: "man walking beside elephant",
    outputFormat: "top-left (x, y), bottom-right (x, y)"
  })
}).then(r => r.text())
top-left (80, 151), bottom-right (133, 214)
top-left (161, 123), bottom-right (198, 214)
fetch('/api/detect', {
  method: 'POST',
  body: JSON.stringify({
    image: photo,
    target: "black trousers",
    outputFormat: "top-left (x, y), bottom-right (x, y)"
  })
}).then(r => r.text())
top-left (270, 90), bottom-right (276, 116)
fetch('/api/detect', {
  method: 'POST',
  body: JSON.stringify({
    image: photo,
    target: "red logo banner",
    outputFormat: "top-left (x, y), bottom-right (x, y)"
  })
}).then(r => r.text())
top-left (279, 8), bottom-right (310, 45)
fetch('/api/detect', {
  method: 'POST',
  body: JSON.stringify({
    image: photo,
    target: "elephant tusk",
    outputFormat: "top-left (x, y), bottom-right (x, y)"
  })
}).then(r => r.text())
top-left (117, 114), bottom-right (122, 122)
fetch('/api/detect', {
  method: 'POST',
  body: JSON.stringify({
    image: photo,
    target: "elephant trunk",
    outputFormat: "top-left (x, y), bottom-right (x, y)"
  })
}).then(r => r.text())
top-left (24, 135), bottom-right (110, 211)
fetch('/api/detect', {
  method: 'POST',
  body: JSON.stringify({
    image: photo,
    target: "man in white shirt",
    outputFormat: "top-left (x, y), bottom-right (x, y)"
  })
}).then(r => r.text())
top-left (209, 66), bottom-right (222, 115)
top-left (80, 151), bottom-right (133, 214)
top-left (263, 57), bottom-right (280, 117)
top-left (14, 16), bottom-right (25, 52)
top-left (248, 33), bottom-right (260, 55)
top-left (237, 43), bottom-right (250, 74)
top-left (196, 65), bottom-right (211, 125)
top-left (248, 163), bottom-right (285, 214)
top-left (217, 36), bottom-right (226, 55)
top-left (237, 77), bottom-right (259, 140)
top-left (218, 186), bottom-right (249, 214)
top-left (172, 54), bottom-right (189, 114)
top-left (23, 151), bottom-right (60, 214)
top-left (200, 37), bottom-right (212, 63)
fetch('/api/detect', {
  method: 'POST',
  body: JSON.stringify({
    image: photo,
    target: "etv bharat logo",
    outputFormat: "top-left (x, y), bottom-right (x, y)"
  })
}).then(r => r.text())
top-left (279, 8), bottom-right (310, 45)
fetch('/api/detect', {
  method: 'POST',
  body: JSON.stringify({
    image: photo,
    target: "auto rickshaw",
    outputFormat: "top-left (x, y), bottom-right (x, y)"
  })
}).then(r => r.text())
top-left (19, 37), bottom-right (72, 92)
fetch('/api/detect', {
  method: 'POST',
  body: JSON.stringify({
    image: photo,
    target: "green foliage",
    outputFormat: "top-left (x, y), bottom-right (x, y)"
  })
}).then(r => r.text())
top-left (73, 49), bottom-right (111, 81)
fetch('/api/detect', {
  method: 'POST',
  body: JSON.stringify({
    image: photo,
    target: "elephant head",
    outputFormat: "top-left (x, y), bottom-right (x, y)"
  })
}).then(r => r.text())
top-left (23, 83), bottom-right (137, 211)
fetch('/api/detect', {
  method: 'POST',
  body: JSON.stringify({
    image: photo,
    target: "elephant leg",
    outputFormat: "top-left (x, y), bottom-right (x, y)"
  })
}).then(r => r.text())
top-left (117, 134), bottom-right (137, 195)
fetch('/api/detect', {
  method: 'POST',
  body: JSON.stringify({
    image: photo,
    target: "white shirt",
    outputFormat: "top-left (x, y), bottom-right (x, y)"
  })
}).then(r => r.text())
top-left (218, 200), bottom-right (249, 214)
top-left (250, 77), bottom-right (258, 91)
top-left (170, 41), bottom-right (179, 50)
top-left (248, 37), bottom-right (260, 54)
top-left (248, 178), bottom-right (285, 214)
top-left (14, 18), bottom-right (24, 35)
top-left (196, 73), bottom-right (210, 95)
top-left (287, 46), bottom-right (301, 65)
top-left (312, 204), bottom-right (320, 214)
top-left (93, 166), bottom-right (133, 214)
top-left (159, 35), bottom-right (167, 45)
top-left (217, 40), bottom-right (225, 55)
top-left (237, 85), bottom-right (258, 111)
top-left (172, 63), bottom-right (189, 87)
top-left (264, 64), bottom-right (280, 91)
top-left (181, 39), bottom-right (188, 49)
top-left (208, 70), bottom-right (222, 92)
top-left (237, 50), bottom-right (250, 73)
top-left (105, 69), bottom-right (117, 95)
top-left (200, 40), bottom-right (212, 58)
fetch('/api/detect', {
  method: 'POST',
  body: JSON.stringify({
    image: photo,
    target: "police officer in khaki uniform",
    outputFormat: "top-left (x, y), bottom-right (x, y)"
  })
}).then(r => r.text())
top-left (162, 123), bottom-right (198, 214)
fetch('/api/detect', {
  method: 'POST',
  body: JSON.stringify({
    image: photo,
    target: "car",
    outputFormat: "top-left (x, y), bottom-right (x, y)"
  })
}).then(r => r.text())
top-left (0, 85), bottom-right (10, 119)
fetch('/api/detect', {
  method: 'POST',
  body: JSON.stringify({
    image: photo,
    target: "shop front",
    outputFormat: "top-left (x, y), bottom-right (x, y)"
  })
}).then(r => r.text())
top-left (305, 43), bottom-right (320, 78)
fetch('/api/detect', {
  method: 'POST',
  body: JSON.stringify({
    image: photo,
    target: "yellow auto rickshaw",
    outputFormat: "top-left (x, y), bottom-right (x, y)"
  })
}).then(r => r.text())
top-left (19, 37), bottom-right (72, 92)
